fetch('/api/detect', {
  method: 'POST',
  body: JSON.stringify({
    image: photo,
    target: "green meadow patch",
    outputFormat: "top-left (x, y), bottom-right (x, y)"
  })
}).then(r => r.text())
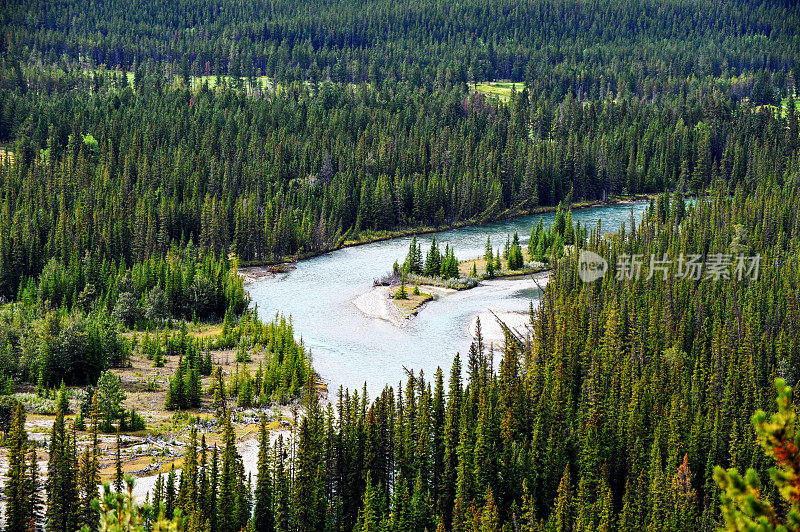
top-left (473, 81), bottom-right (525, 102)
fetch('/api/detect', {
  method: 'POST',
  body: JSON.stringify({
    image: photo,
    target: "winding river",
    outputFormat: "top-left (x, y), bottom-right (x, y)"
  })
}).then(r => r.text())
top-left (248, 202), bottom-right (648, 397)
top-left (125, 201), bottom-right (649, 502)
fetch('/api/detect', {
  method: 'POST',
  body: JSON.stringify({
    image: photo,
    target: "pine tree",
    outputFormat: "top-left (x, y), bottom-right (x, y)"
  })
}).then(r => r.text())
top-left (485, 237), bottom-right (495, 278)
top-left (715, 379), bottom-right (800, 530)
top-left (198, 435), bottom-right (210, 526)
top-left (46, 383), bottom-right (78, 532)
top-left (254, 416), bottom-right (275, 532)
top-left (424, 237), bottom-right (442, 277)
top-left (165, 465), bottom-right (177, 519)
top-left (29, 444), bottom-right (41, 528)
top-left (115, 429), bottom-right (124, 492)
top-left (166, 355), bottom-right (186, 410)
top-left (395, 276), bottom-right (408, 300)
top-left (357, 473), bottom-right (382, 532)
top-left (179, 428), bottom-right (199, 515)
top-left (519, 480), bottom-right (537, 532)
top-left (152, 473), bottom-right (165, 512)
top-left (210, 445), bottom-right (220, 532)
top-left (292, 383), bottom-right (326, 531)
top-left (212, 366), bottom-right (227, 418)
top-left (552, 465), bottom-right (572, 532)
top-left (479, 487), bottom-right (499, 532)
top-left (94, 477), bottom-right (185, 530)
top-left (672, 455), bottom-right (697, 530)
top-left (218, 413), bottom-right (237, 532)
top-left (78, 390), bottom-right (101, 530)
top-left (273, 436), bottom-right (290, 532)
top-left (4, 401), bottom-right (32, 532)
top-left (405, 237), bottom-right (423, 274)
top-left (691, 124), bottom-right (711, 194)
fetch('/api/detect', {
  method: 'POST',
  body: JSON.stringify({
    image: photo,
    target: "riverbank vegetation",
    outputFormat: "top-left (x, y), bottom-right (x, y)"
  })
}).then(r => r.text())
top-left (9, 185), bottom-right (799, 531)
top-left (400, 202), bottom-right (586, 289)
top-left (391, 281), bottom-right (434, 318)
top-left (400, 237), bottom-right (461, 281)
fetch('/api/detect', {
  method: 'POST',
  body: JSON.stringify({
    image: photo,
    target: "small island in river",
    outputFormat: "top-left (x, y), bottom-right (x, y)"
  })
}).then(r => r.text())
top-left (356, 203), bottom-right (584, 325)
top-left (353, 282), bottom-right (453, 327)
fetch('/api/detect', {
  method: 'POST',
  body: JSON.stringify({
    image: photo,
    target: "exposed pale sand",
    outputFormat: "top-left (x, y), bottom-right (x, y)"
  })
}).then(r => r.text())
top-left (466, 270), bottom-right (549, 344)
top-left (470, 311), bottom-right (533, 346)
top-left (353, 285), bottom-right (407, 327)
top-left (417, 284), bottom-right (456, 303)
top-left (353, 285), bottom-right (454, 327)
top-left (129, 428), bottom-right (291, 503)
top-left (238, 266), bottom-right (275, 285)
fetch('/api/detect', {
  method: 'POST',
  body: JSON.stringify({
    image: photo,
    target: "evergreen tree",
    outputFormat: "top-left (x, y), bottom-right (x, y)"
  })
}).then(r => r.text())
top-left (254, 416), bottom-right (275, 532)
top-left (292, 384), bottom-right (327, 531)
top-left (507, 232), bottom-right (524, 270)
top-left (424, 238), bottom-right (442, 277)
top-left (357, 474), bottom-right (382, 532)
top-left (115, 429), bottom-right (124, 493)
top-left (715, 379), bottom-right (800, 530)
top-left (4, 401), bottom-right (32, 532)
top-left (218, 413), bottom-right (238, 532)
top-left (485, 238), bottom-right (495, 278)
top-left (46, 383), bottom-right (78, 532)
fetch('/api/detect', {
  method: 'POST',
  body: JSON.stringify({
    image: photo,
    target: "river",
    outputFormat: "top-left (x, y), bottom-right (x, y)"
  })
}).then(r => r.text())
top-left (248, 202), bottom-right (648, 398)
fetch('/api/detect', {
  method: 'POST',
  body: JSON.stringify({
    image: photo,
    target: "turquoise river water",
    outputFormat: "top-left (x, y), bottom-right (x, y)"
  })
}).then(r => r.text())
top-left (248, 202), bottom-right (648, 397)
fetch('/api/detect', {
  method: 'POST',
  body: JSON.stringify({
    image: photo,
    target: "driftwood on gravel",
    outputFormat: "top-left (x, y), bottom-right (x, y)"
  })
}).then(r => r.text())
top-left (373, 271), bottom-right (400, 286)
top-left (132, 463), bottom-right (167, 475)
top-left (144, 436), bottom-right (185, 449)
top-left (488, 309), bottom-right (528, 349)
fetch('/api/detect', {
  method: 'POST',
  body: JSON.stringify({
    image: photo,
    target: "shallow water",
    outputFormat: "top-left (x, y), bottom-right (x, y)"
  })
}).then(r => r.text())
top-left (249, 202), bottom-right (648, 398)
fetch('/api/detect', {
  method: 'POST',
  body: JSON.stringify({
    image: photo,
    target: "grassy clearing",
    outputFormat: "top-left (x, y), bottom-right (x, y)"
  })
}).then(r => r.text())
top-left (188, 323), bottom-right (224, 338)
top-left (6, 347), bottom-right (300, 485)
top-left (458, 257), bottom-right (547, 279)
top-left (0, 146), bottom-right (14, 165)
top-left (779, 95), bottom-right (800, 117)
top-left (186, 75), bottom-right (274, 91)
top-left (751, 94), bottom-right (800, 118)
top-left (391, 290), bottom-right (434, 317)
top-left (473, 81), bottom-right (525, 101)
top-left (90, 68), bottom-right (277, 93)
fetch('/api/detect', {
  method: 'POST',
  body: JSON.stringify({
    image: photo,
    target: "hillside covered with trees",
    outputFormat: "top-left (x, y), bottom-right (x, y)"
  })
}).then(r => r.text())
top-left (2, 0), bottom-right (798, 92)
top-left (5, 185), bottom-right (800, 531)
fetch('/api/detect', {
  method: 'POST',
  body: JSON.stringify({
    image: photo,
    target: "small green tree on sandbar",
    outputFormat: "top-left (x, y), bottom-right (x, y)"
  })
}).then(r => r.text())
top-left (395, 276), bottom-right (408, 300)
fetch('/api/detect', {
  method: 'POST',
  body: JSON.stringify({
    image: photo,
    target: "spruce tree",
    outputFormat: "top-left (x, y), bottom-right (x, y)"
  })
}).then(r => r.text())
top-left (46, 383), bottom-right (78, 532)
top-left (4, 402), bottom-right (32, 532)
top-left (218, 413), bottom-right (237, 532)
top-left (254, 416), bottom-right (275, 532)
top-left (292, 382), bottom-right (327, 531)
top-left (29, 444), bottom-right (41, 527)
top-left (115, 429), bottom-right (123, 492)
top-left (357, 473), bottom-right (382, 532)
top-left (210, 445), bottom-right (220, 532)
top-left (78, 390), bottom-right (101, 531)
top-left (485, 238), bottom-right (495, 278)
top-left (165, 465), bottom-right (176, 519)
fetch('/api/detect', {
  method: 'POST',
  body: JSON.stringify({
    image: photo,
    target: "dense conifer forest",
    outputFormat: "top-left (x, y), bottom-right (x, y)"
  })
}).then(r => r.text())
top-left (1, 0), bottom-right (800, 529)
top-left (5, 186), bottom-right (800, 531)
top-left (2, 0), bottom-right (799, 90)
